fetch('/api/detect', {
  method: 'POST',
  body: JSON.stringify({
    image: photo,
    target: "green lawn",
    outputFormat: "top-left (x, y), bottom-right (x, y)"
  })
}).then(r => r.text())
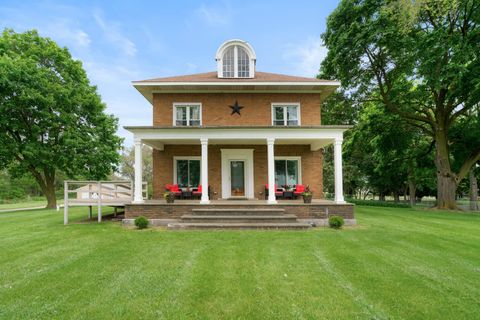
top-left (0, 206), bottom-right (479, 319)
top-left (0, 199), bottom-right (63, 211)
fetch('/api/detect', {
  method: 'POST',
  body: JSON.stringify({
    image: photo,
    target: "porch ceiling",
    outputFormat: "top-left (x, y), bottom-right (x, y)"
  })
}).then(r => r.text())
top-left (142, 138), bottom-right (333, 149)
top-left (127, 126), bottom-right (351, 151)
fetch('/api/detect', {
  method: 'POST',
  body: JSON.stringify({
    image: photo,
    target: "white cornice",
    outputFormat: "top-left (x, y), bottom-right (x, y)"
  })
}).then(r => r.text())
top-left (132, 81), bottom-right (340, 87)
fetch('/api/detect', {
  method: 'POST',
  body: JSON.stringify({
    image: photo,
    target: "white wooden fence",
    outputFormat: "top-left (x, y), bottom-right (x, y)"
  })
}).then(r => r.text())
top-left (63, 180), bottom-right (147, 224)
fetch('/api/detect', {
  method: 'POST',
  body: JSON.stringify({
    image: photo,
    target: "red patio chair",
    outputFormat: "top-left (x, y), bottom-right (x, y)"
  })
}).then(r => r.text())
top-left (265, 184), bottom-right (283, 199)
top-left (293, 184), bottom-right (305, 198)
top-left (192, 185), bottom-right (202, 198)
top-left (169, 184), bottom-right (182, 198)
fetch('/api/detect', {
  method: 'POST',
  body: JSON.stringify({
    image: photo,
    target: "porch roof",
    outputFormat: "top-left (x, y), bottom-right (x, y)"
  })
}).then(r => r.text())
top-left (124, 125), bottom-right (352, 151)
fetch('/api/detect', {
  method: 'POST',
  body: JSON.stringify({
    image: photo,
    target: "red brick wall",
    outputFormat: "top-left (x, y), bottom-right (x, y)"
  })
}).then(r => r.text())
top-left (152, 93), bottom-right (322, 126)
top-left (152, 144), bottom-right (324, 199)
top-left (125, 203), bottom-right (354, 220)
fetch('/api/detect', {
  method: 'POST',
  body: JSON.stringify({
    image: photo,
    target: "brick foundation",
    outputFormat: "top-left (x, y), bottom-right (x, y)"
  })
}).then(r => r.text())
top-left (125, 202), bottom-right (354, 220)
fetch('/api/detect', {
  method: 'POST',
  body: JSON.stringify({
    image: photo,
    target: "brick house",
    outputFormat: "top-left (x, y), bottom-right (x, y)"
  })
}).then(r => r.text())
top-left (124, 39), bottom-right (353, 228)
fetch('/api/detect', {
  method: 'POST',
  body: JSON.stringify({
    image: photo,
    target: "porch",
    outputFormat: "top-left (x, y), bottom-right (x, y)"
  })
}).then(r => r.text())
top-left (125, 126), bottom-right (350, 204)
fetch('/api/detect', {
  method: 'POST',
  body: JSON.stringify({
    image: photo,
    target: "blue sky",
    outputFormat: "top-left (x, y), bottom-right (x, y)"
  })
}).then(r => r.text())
top-left (0, 0), bottom-right (339, 146)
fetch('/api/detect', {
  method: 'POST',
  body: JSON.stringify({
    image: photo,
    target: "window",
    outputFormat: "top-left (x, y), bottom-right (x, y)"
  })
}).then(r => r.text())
top-left (222, 46), bottom-right (235, 78)
top-left (237, 47), bottom-right (250, 77)
top-left (174, 158), bottom-right (200, 188)
top-left (216, 40), bottom-right (256, 78)
top-left (274, 158), bottom-right (301, 187)
top-left (221, 45), bottom-right (250, 78)
top-left (174, 103), bottom-right (201, 126)
top-left (272, 104), bottom-right (300, 126)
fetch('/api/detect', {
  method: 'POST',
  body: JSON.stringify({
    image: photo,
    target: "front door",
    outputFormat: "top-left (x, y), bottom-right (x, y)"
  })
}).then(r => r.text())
top-left (230, 160), bottom-right (245, 197)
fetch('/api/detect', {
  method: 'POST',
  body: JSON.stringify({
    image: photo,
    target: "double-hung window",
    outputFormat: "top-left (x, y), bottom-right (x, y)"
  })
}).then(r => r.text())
top-left (274, 158), bottom-right (301, 187)
top-left (174, 157), bottom-right (200, 188)
top-left (174, 103), bottom-right (201, 126)
top-left (272, 104), bottom-right (300, 126)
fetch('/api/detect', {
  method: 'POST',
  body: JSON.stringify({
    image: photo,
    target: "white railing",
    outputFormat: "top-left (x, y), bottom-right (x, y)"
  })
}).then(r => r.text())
top-left (63, 180), bottom-right (147, 224)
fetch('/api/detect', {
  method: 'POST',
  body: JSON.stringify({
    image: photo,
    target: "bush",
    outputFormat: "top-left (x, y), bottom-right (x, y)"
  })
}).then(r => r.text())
top-left (347, 198), bottom-right (410, 208)
top-left (134, 216), bottom-right (149, 229)
top-left (328, 215), bottom-right (344, 229)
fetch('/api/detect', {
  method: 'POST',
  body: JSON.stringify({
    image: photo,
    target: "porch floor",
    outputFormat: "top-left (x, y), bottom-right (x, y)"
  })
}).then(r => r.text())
top-left (135, 199), bottom-right (339, 205)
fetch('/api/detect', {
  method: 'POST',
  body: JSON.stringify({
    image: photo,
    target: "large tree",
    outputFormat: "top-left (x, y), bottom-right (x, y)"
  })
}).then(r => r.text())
top-left (321, 0), bottom-right (480, 209)
top-left (120, 145), bottom-right (153, 183)
top-left (0, 29), bottom-right (122, 208)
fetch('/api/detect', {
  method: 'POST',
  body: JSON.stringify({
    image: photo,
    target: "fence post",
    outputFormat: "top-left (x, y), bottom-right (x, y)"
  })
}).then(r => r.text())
top-left (98, 181), bottom-right (102, 222)
top-left (88, 184), bottom-right (92, 219)
top-left (64, 181), bottom-right (68, 225)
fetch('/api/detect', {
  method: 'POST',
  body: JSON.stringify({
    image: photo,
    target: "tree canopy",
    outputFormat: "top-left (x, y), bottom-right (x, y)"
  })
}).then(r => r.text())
top-left (0, 29), bottom-right (122, 208)
top-left (321, 0), bottom-right (480, 209)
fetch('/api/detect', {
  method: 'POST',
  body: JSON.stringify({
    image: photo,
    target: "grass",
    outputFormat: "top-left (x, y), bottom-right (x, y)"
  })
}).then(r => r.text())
top-left (0, 206), bottom-right (479, 319)
top-left (0, 199), bottom-right (63, 211)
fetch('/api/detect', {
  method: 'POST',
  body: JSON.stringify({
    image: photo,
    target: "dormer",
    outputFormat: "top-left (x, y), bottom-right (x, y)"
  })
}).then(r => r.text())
top-left (215, 39), bottom-right (256, 78)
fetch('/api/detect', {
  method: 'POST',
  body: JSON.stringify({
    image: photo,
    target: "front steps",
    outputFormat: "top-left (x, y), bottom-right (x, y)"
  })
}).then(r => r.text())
top-left (167, 208), bottom-right (311, 230)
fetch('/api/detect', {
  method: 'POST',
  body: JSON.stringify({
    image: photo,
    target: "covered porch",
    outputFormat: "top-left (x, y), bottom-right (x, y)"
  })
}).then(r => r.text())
top-left (125, 126), bottom-right (349, 205)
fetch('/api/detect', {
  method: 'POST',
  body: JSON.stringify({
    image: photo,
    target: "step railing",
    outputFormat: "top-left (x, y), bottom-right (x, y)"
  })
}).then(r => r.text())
top-left (63, 180), bottom-right (147, 224)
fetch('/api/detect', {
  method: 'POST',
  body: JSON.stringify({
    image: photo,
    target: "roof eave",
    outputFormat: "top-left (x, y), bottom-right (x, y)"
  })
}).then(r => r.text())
top-left (132, 80), bottom-right (341, 86)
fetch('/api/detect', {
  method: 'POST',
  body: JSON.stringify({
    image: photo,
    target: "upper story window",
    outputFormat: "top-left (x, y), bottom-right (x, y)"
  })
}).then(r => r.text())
top-left (216, 39), bottom-right (256, 78)
top-left (174, 103), bottom-right (201, 126)
top-left (272, 103), bottom-right (300, 126)
top-left (222, 47), bottom-right (235, 78)
top-left (237, 47), bottom-right (250, 77)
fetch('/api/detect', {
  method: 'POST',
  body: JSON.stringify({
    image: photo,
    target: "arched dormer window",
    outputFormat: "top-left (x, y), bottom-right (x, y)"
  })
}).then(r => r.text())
top-left (222, 46), bottom-right (235, 77)
top-left (216, 39), bottom-right (256, 78)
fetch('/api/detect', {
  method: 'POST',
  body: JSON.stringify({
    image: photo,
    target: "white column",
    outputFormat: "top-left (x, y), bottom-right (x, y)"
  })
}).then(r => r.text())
top-left (334, 138), bottom-right (345, 204)
top-left (267, 138), bottom-right (277, 204)
top-left (200, 138), bottom-right (210, 204)
top-left (133, 137), bottom-right (144, 203)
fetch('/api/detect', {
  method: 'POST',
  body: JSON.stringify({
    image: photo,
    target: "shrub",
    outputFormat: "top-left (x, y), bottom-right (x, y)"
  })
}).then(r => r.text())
top-left (134, 216), bottom-right (149, 229)
top-left (328, 215), bottom-right (344, 229)
top-left (347, 198), bottom-right (410, 208)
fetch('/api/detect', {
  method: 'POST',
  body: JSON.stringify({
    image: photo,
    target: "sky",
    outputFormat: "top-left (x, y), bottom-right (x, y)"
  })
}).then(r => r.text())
top-left (0, 0), bottom-right (340, 146)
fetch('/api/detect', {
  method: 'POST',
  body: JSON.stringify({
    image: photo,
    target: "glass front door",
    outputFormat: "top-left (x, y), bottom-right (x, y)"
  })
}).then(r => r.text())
top-left (230, 160), bottom-right (245, 196)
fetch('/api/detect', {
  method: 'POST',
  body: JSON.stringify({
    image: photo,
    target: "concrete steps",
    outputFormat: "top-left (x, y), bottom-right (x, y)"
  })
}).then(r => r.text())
top-left (180, 214), bottom-right (298, 223)
top-left (167, 207), bottom-right (310, 230)
top-left (167, 222), bottom-right (311, 230)
top-left (190, 208), bottom-right (285, 216)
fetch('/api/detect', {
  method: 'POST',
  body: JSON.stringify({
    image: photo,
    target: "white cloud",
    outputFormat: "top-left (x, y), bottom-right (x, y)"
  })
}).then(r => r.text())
top-left (283, 36), bottom-right (328, 77)
top-left (51, 23), bottom-right (91, 48)
top-left (93, 9), bottom-right (137, 56)
top-left (74, 30), bottom-right (91, 47)
top-left (195, 2), bottom-right (231, 26)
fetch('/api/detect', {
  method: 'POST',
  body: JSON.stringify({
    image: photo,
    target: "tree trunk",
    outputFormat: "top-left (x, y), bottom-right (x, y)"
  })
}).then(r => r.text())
top-left (409, 180), bottom-right (416, 207)
top-left (44, 178), bottom-right (57, 209)
top-left (435, 127), bottom-right (458, 209)
top-left (393, 191), bottom-right (400, 203)
top-left (30, 167), bottom-right (57, 209)
top-left (470, 169), bottom-right (479, 211)
top-left (379, 192), bottom-right (385, 202)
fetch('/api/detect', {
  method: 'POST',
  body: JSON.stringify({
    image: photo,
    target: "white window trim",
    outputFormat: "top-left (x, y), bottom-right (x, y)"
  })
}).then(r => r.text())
top-left (173, 156), bottom-right (201, 186)
top-left (219, 45), bottom-right (253, 78)
top-left (271, 103), bottom-right (301, 126)
top-left (274, 156), bottom-right (302, 185)
top-left (173, 103), bottom-right (202, 126)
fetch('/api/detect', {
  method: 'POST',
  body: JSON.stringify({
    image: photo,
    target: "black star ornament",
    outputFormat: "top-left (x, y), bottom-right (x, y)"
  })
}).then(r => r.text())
top-left (229, 100), bottom-right (244, 115)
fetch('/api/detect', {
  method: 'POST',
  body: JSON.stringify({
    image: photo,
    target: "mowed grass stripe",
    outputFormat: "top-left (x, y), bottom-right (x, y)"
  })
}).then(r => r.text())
top-left (0, 206), bottom-right (479, 319)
